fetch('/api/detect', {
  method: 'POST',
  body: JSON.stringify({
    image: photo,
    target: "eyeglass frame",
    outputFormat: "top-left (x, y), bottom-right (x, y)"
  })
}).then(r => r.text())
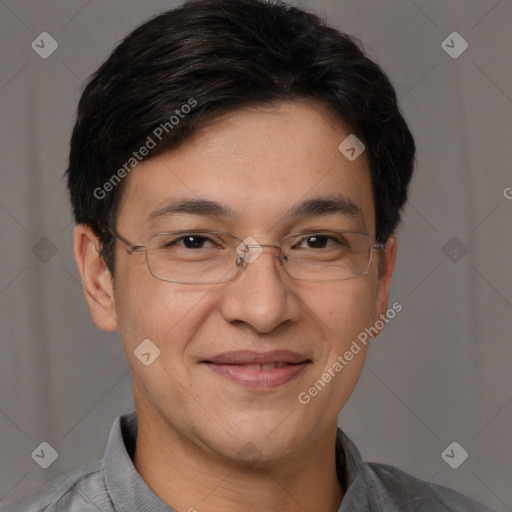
top-left (107, 225), bottom-right (385, 284)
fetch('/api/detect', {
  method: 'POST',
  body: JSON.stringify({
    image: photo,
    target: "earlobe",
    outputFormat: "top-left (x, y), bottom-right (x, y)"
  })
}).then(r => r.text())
top-left (370, 234), bottom-right (398, 335)
top-left (73, 224), bottom-right (118, 332)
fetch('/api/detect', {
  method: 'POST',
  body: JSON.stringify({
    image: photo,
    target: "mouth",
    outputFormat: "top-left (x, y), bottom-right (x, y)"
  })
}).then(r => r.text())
top-left (201, 350), bottom-right (312, 389)
top-left (232, 362), bottom-right (292, 370)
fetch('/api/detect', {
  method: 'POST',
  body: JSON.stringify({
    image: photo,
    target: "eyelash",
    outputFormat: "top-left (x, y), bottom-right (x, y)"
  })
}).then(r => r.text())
top-left (163, 233), bottom-right (346, 250)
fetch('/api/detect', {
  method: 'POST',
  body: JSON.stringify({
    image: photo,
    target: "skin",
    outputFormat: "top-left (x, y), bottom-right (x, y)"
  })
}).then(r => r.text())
top-left (74, 99), bottom-right (397, 512)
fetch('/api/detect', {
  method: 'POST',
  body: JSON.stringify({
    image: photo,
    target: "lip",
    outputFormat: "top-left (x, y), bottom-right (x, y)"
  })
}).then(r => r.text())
top-left (203, 349), bottom-right (310, 365)
top-left (202, 350), bottom-right (311, 389)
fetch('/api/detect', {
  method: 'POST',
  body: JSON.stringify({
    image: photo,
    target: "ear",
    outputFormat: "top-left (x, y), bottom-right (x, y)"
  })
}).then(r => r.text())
top-left (73, 224), bottom-right (117, 332)
top-left (370, 234), bottom-right (397, 334)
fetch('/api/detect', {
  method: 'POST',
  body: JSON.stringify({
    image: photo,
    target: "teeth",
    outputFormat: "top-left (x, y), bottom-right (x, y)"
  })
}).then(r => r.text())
top-left (243, 363), bottom-right (287, 370)
top-left (245, 364), bottom-right (263, 370)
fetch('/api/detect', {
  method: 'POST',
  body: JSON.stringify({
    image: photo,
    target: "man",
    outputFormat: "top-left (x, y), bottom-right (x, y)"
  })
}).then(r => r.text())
top-left (0, 0), bottom-right (497, 510)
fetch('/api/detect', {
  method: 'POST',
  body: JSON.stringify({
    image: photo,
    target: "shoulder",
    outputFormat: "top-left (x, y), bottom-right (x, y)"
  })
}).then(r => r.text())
top-left (0, 460), bottom-right (113, 512)
top-left (365, 461), bottom-right (497, 511)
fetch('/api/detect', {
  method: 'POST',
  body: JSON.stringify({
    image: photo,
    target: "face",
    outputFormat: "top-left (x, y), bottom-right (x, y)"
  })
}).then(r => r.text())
top-left (75, 100), bottom-right (396, 465)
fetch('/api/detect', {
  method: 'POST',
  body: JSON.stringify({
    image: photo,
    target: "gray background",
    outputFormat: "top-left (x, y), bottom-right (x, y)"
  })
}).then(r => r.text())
top-left (0, 0), bottom-right (510, 510)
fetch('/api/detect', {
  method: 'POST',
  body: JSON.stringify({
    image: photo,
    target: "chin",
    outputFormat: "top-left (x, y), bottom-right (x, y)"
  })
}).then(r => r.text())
top-left (204, 416), bottom-right (308, 465)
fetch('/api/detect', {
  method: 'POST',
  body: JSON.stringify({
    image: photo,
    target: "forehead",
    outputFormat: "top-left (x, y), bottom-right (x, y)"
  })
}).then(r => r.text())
top-left (117, 100), bottom-right (375, 236)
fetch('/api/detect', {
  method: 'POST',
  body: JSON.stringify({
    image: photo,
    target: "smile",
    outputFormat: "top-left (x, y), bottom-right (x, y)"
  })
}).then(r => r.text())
top-left (201, 350), bottom-right (311, 389)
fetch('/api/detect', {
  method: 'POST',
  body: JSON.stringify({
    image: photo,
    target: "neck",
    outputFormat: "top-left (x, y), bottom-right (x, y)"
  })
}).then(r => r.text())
top-left (132, 411), bottom-right (343, 512)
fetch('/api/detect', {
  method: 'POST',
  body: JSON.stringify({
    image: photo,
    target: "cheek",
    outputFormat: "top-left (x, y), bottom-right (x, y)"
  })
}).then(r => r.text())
top-left (113, 275), bottom-right (210, 401)
top-left (293, 281), bottom-right (376, 422)
top-left (304, 278), bottom-right (377, 348)
top-left (113, 267), bottom-right (217, 368)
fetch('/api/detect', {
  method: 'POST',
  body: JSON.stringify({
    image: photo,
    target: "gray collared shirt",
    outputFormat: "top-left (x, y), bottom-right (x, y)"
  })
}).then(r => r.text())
top-left (0, 410), bottom-right (497, 512)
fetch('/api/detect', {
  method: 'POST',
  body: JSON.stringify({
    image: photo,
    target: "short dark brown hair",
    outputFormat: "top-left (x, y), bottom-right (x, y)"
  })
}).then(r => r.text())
top-left (66, 0), bottom-right (415, 274)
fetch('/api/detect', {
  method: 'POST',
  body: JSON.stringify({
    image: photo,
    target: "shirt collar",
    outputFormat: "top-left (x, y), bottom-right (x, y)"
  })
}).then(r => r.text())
top-left (335, 426), bottom-right (382, 511)
top-left (102, 410), bottom-right (378, 512)
top-left (102, 411), bottom-right (174, 512)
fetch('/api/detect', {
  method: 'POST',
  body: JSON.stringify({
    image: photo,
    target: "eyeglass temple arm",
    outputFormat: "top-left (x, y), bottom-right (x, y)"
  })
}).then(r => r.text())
top-left (107, 226), bottom-right (146, 255)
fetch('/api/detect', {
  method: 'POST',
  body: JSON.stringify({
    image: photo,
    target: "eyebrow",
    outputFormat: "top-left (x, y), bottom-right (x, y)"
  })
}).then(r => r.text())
top-left (286, 195), bottom-right (361, 220)
top-left (146, 194), bottom-right (362, 224)
top-left (146, 198), bottom-right (236, 224)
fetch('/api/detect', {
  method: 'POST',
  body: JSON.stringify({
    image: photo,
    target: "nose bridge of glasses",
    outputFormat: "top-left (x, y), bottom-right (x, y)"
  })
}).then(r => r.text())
top-left (235, 239), bottom-right (285, 266)
top-left (246, 242), bottom-right (280, 250)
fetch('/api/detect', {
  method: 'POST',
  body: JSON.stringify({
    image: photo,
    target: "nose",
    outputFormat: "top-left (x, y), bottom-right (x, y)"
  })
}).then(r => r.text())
top-left (219, 243), bottom-right (301, 334)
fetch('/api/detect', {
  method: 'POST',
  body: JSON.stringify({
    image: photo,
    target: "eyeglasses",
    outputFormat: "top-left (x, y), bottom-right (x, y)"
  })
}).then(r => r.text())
top-left (108, 227), bottom-right (384, 285)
